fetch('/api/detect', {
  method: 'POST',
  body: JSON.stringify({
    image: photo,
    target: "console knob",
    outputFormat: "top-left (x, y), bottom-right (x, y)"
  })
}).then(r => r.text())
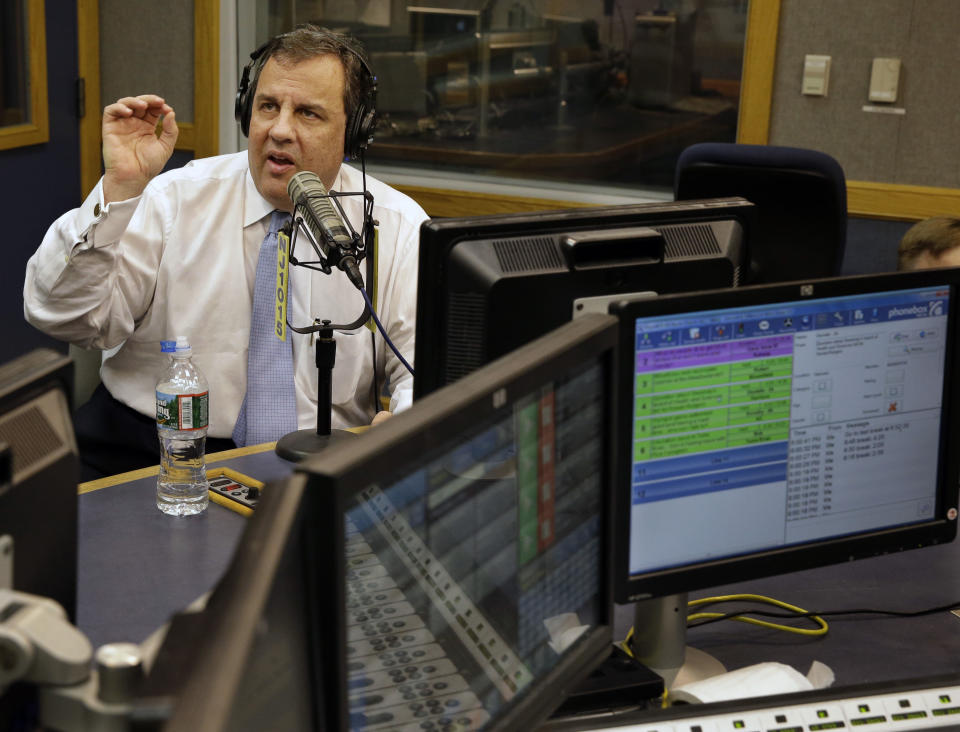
top-left (95, 642), bottom-right (144, 703)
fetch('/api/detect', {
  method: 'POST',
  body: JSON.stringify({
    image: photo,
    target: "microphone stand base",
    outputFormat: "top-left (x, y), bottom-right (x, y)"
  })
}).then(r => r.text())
top-left (275, 428), bottom-right (357, 462)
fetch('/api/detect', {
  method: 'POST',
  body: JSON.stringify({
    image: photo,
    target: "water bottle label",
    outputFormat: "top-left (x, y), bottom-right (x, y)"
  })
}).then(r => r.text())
top-left (156, 390), bottom-right (209, 430)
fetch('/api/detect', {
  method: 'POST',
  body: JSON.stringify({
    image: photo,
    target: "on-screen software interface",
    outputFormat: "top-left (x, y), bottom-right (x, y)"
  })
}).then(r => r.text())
top-left (629, 285), bottom-right (950, 576)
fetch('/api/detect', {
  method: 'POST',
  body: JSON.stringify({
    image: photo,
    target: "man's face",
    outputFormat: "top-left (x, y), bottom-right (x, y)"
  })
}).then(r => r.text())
top-left (247, 54), bottom-right (348, 211)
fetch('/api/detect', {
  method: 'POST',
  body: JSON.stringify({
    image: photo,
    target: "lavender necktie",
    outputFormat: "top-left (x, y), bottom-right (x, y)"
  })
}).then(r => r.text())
top-left (232, 210), bottom-right (297, 446)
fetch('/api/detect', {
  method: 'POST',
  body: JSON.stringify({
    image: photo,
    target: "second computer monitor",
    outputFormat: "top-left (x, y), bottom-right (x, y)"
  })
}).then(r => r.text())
top-left (611, 269), bottom-right (960, 605)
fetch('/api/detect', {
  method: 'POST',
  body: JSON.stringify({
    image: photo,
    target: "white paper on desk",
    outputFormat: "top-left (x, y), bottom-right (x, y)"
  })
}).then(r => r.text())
top-left (670, 661), bottom-right (834, 704)
top-left (543, 613), bottom-right (589, 654)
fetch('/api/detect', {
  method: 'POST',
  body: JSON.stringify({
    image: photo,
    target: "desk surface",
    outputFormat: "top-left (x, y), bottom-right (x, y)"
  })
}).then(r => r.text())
top-left (612, 540), bottom-right (960, 689)
top-left (77, 447), bottom-right (960, 706)
top-left (76, 444), bottom-right (292, 651)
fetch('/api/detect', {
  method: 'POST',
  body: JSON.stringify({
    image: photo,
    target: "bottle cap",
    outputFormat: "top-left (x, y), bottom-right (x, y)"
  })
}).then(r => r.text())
top-left (161, 337), bottom-right (192, 356)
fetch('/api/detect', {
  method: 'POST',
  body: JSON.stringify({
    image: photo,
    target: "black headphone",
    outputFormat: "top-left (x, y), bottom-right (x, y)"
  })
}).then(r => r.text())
top-left (235, 28), bottom-right (378, 160)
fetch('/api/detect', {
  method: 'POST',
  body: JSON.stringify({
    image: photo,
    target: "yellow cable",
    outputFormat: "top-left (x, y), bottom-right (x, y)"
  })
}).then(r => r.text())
top-left (687, 593), bottom-right (829, 636)
top-left (618, 593), bottom-right (829, 654)
top-left (620, 626), bottom-right (635, 658)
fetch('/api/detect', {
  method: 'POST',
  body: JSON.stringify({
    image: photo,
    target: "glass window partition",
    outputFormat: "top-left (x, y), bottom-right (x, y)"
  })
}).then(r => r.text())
top-left (253, 0), bottom-right (748, 193)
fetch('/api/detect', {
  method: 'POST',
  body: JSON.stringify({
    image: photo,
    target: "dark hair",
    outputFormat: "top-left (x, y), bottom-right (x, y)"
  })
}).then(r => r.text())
top-left (898, 217), bottom-right (960, 271)
top-left (266, 25), bottom-right (372, 126)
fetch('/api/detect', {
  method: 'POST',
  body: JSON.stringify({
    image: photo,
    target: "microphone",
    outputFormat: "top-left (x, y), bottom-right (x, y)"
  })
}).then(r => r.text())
top-left (286, 171), bottom-right (364, 289)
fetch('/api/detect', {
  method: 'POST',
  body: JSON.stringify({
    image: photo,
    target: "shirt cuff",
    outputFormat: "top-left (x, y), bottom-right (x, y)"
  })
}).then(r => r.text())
top-left (77, 180), bottom-right (142, 249)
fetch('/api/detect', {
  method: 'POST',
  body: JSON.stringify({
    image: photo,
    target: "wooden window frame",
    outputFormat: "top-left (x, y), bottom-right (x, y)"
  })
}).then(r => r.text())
top-left (77, 0), bottom-right (218, 196)
top-left (0, 0), bottom-right (49, 151)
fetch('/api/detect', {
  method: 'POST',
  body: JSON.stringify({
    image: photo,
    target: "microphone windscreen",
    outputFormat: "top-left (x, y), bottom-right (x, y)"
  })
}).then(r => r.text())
top-left (287, 170), bottom-right (326, 206)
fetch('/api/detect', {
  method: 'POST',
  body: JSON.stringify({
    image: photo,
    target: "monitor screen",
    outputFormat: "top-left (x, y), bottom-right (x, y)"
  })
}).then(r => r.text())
top-left (137, 314), bottom-right (619, 732)
top-left (611, 270), bottom-right (960, 604)
top-left (414, 197), bottom-right (754, 399)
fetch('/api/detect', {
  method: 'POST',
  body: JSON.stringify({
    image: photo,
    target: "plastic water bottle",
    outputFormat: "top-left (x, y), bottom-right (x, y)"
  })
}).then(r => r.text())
top-left (155, 336), bottom-right (209, 516)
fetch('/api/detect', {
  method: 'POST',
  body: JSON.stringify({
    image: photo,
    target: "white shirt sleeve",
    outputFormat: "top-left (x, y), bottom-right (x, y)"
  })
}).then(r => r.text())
top-left (23, 178), bottom-right (162, 350)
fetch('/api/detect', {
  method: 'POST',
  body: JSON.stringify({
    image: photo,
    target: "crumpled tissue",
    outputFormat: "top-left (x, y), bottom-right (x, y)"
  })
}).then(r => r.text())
top-left (670, 660), bottom-right (835, 704)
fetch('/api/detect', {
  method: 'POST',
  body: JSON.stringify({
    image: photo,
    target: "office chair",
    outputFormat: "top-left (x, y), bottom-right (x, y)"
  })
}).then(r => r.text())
top-left (674, 142), bottom-right (847, 284)
top-left (68, 344), bottom-right (101, 409)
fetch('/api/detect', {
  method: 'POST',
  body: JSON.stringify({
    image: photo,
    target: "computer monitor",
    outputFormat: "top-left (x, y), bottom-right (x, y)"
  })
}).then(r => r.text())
top-left (0, 348), bottom-right (78, 730)
top-left (609, 270), bottom-right (960, 683)
top-left (414, 197), bottom-right (753, 399)
top-left (0, 348), bottom-right (78, 618)
top-left (135, 313), bottom-right (619, 731)
top-left (408, 6), bottom-right (481, 47)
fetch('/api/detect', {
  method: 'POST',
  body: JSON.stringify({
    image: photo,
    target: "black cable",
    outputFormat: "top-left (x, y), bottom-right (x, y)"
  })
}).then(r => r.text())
top-left (359, 287), bottom-right (414, 376)
top-left (687, 600), bottom-right (960, 630)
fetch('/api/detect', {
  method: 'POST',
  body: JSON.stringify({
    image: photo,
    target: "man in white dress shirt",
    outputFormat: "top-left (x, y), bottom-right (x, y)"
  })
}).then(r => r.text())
top-left (23, 26), bottom-right (427, 479)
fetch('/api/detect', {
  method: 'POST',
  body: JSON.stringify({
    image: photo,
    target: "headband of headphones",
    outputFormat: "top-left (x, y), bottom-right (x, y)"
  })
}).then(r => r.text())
top-left (234, 28), bottom-right (377, 160)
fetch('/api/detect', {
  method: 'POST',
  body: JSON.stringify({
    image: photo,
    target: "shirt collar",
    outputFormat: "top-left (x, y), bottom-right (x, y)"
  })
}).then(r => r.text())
top-left (243, 164), bottom-right (274, 228)
top-left (242, 162), bottom-right (345, 228)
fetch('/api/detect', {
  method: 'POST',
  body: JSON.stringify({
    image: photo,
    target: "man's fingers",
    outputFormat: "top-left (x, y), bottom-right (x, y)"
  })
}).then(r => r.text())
top-left (371, 411), bottom-right (393, 426)
top-left (104, 95), bottom-right (172, 121)
top-left (159, 109), bottom-right (179, 144)
top-left (118, 94), bottom-right (167, 110)
top-left (103, 101), bottom-right (136, 119)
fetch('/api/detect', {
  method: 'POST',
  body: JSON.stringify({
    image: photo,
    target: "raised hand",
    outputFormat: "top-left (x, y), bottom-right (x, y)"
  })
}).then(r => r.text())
top-left (101, 95), bottom-right (179, 203)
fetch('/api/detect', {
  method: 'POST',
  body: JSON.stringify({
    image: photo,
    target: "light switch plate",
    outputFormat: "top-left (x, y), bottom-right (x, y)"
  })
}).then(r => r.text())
top-left (869, 57), bottom-right (901, 103)
top-left (802, 54), bottom-right (831, 96)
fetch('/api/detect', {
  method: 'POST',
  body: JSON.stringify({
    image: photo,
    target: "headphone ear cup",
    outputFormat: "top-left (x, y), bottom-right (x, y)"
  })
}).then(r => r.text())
top-left (356, 107), bottom-right (376, 156)
top-left (241, 92), bottom-right (252, 138)
top-left (344, 104), bottom-right (369, 159)
top-left (344, 84), bottom-right (377, 159)
top-left (236, 40), bottom-right (271, 138)
top-left (343, 107), bottom-right (359, 159)
top-left (235, 66), bottom-right (251, 137)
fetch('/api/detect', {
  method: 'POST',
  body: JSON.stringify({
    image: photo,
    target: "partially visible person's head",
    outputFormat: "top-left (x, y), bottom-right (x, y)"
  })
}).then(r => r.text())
top-left (244, 25), bottom-right (373, 209)
top-left (898, 217), bottom-right (960, 271)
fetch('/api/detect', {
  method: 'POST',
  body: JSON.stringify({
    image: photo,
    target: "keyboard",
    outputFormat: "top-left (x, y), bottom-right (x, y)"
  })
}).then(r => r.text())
top-left (543, 674), bottom-right (960, 731)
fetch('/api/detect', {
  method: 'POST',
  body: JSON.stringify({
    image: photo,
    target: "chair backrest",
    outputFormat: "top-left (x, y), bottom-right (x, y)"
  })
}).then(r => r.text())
top-left (675, 142), bottom-right (847, 284)
top-left (68, 344), bottom-right (101, 410)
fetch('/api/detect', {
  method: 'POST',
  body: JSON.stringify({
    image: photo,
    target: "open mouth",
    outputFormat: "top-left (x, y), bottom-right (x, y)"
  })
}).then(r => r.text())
top-left (267, 152), bottom-right (295, 172)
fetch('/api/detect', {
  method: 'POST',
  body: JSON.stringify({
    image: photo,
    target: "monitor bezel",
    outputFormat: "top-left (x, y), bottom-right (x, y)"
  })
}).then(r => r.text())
top-left (299, 313), bottom-right (620, 731)
top-left (610, 269), bottom-right (960, 604)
